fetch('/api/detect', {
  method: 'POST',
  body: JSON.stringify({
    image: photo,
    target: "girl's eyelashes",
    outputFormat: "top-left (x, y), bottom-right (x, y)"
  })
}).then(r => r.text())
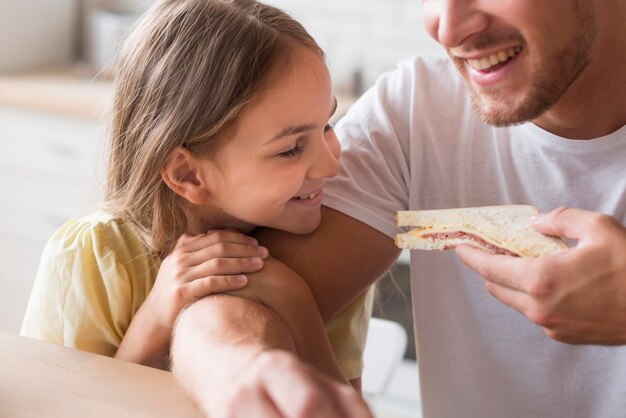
top-left (277, 125), bottom-right (333, 159)
top-left (278, 144), bottom-right (302, 159)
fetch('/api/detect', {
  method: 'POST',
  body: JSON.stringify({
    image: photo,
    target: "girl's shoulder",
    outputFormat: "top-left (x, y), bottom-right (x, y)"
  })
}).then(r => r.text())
top-left (25, 212), bottom-right (158, 351)
top-left (51, 210), bottom-right (134, 247)
top-left (46, 210), bottom-right (156, 271)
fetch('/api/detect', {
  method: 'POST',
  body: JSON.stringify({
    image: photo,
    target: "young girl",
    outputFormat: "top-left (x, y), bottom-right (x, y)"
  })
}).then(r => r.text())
top-left (21, 0), bottom-right (373, 388)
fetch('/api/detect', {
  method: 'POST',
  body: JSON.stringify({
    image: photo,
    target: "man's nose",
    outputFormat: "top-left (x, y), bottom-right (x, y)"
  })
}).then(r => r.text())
top-left (426, 0), bottom-right (489, 49)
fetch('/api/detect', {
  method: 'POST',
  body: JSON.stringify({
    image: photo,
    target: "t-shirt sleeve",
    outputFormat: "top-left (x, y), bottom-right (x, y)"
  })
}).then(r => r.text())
top-left (20, 218), bottom-right (135, 356)
top-left (324, 61), bottom-right (413, 238)
top-left (326, 286), bottom-right (375, 380)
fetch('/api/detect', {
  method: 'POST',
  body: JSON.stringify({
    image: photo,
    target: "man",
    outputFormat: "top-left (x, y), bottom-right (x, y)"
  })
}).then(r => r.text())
top-left (172, 0), bottom-right (626, 417)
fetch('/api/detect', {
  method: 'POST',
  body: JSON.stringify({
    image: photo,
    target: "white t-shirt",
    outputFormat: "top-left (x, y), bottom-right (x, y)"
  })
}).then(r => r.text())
top-left (324, 55), bottom-right (626, 418)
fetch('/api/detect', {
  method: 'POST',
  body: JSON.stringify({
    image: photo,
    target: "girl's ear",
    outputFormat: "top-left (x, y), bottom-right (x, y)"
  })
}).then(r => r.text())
top-left (161, 146), bottom-right (210, 205)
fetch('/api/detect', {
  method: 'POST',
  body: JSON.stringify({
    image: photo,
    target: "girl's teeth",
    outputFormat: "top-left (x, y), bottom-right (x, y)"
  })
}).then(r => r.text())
top-left (467, 46), bottom-right (522, 71)
top-left (296, 192), bottom-right (318, 200)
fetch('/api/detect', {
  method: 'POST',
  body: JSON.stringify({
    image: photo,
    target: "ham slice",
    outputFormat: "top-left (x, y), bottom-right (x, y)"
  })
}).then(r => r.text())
top-left (420, 231), bottom-right (520, 257)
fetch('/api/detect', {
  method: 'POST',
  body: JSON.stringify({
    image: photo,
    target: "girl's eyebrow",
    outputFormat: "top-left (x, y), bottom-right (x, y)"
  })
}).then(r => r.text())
top-left (267, 97), bottom-right (338, 143)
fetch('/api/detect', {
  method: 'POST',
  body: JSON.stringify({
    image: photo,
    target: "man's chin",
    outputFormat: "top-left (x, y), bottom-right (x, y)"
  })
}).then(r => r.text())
top-left (476, 109), bottom-right (531, 127)
top-left (470, 94), bottom-right (547, 127)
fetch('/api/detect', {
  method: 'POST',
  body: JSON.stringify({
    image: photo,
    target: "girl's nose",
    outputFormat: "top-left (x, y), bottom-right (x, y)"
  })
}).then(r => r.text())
top-left (307, 129), bottom-right (341, 180)
top-left (423, 0), bottom-right (489, 49)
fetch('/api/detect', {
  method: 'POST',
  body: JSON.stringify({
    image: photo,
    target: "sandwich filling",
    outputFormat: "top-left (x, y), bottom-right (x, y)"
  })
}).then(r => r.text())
top-left (420, 231), bottom-right (519, 257)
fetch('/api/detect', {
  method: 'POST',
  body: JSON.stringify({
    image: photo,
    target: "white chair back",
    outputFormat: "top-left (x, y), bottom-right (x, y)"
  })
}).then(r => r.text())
top-left (362, 317), bottom-right (408, 396)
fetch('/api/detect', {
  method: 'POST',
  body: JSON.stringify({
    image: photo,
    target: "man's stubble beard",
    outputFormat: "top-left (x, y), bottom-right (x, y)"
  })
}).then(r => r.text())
top-left (452, 2), bottom-right (597, 127)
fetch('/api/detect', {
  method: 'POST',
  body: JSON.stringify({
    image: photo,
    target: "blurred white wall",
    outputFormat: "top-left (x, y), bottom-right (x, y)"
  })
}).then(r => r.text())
top-left (0, 0), bottom-right (443, 93)
top-left (263, 0), bottom-right (445, 94)
top-left (81, 0), bottom-right (445, 92)
top-left (0, 0), bottom-right (78, 72)
top-left (1, 0), bottom-right (445, 87)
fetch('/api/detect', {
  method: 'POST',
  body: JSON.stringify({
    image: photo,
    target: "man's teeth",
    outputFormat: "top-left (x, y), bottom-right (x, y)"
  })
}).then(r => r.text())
top-left (468, 46), bottom-right (522, 71)
top-left (295, 192), bottom-right (319, 200)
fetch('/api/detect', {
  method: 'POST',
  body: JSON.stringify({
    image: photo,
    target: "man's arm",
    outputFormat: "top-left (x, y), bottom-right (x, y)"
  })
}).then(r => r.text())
top-left (171, 256), bottom-right (374, 418)
top-left (457, 207), bottom-right (626, 345)
top-left (172, 208), bottom-right (398, 416)
top-left (255, 207), bottom-right (401, 321)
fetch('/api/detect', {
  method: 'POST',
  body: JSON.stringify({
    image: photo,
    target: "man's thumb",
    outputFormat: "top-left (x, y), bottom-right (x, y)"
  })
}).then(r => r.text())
top-left (531, 207), bottom-right (588, 240)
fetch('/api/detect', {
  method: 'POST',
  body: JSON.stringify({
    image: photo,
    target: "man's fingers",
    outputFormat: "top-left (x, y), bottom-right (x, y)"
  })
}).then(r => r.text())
top-left (226, 385), bottom-right (282, 418)
top-left (186, 275), bottom-right (248, 299)
top-left (256, 353), bottom-right (372, 418)
top-left (483, 281), bottom-right (534, 318)
top-left (455, 245), bottom-right (529, 290)
top-left (324, 380), bottom-right (375, 418)
top-left (263, 372), bottom-right (348, 418)
top-left (270, 382), bottom-right (372, 418)
top-left (457, 247), bottom-right (557, 324)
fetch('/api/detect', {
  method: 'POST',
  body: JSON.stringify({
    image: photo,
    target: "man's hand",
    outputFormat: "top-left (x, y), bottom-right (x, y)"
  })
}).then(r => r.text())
top-left (215, 350), bottom-right (373, 418)
top-left (456, 207), bottom-right (626, 345)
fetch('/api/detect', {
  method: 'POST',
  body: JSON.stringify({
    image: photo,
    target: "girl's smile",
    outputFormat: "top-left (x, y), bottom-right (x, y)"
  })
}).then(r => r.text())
top-left (289, 189), bottom-right (324, 206)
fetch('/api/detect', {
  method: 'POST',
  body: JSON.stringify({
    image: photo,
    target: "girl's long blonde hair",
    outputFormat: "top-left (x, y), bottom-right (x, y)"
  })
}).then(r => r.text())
top-left (105, 0), bottom-right (323, 257)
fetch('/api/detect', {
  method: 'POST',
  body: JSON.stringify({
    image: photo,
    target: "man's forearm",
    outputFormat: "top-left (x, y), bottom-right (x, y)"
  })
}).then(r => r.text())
top-left (216, 257), bottom-right (348, 381)
top-left (172, 293), bottom-right (371, 418)
top-left (171, 255), bottom-right (360, 417)
top-left (171, 258), bottom-right (348, 410)
top-left (171, 295), bottom-right (295, 414)
top-left (256, 207), bottom-right (400, 321)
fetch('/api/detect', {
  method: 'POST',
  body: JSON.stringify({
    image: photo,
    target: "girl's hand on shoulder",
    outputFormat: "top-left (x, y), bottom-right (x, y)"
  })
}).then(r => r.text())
top-left (149, 230), bottom-right (269, 328)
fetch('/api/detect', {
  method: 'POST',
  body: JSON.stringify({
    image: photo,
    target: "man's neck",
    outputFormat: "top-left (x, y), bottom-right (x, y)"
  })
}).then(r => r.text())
top-left (533, 81), bottom-right (626, 140)
top-left (533, 4), bottom-right (626, 140)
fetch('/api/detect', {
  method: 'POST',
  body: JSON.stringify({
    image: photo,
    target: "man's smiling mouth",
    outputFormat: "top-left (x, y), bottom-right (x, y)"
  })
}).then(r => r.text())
top-left (467, 46), bottom-right (523, 72)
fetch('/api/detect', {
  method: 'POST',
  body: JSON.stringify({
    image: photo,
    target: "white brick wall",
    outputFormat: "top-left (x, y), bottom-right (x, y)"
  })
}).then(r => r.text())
top-left (263, 0), bottom-right (446, 94)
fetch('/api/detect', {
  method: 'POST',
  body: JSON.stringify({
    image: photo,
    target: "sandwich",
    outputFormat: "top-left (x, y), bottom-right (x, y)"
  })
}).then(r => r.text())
top-left (395, 205), bottom-right (568, 257)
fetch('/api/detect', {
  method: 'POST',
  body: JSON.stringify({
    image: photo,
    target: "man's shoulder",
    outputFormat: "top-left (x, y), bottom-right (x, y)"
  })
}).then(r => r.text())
top-left (370, 54), bottom-right (468, 110)
top-left (390, 54), bottom-right (463, 87)
top-left (357, 54), bottom-right (471, 129)
top-left (397, 54), bottom-right (455, 73)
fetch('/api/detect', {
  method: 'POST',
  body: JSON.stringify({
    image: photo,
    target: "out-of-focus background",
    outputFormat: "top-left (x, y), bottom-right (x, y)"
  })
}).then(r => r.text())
top-left (0, 1), bottom-right (446, 416)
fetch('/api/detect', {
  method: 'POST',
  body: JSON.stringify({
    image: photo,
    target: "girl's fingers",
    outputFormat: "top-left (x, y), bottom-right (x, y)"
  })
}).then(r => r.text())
top-left (186, 275), bottom-right (248, 300)
top-left (185, 243), bottom-right (268, 267)
top-left (182, 230), bottom-right (258, 252)
top-left (188, 256), bottom-right (265, 279)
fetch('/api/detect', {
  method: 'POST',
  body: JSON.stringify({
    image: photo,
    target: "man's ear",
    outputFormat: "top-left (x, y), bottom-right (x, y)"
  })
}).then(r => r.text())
top-left (161, 146), bottom-right (210, 205)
